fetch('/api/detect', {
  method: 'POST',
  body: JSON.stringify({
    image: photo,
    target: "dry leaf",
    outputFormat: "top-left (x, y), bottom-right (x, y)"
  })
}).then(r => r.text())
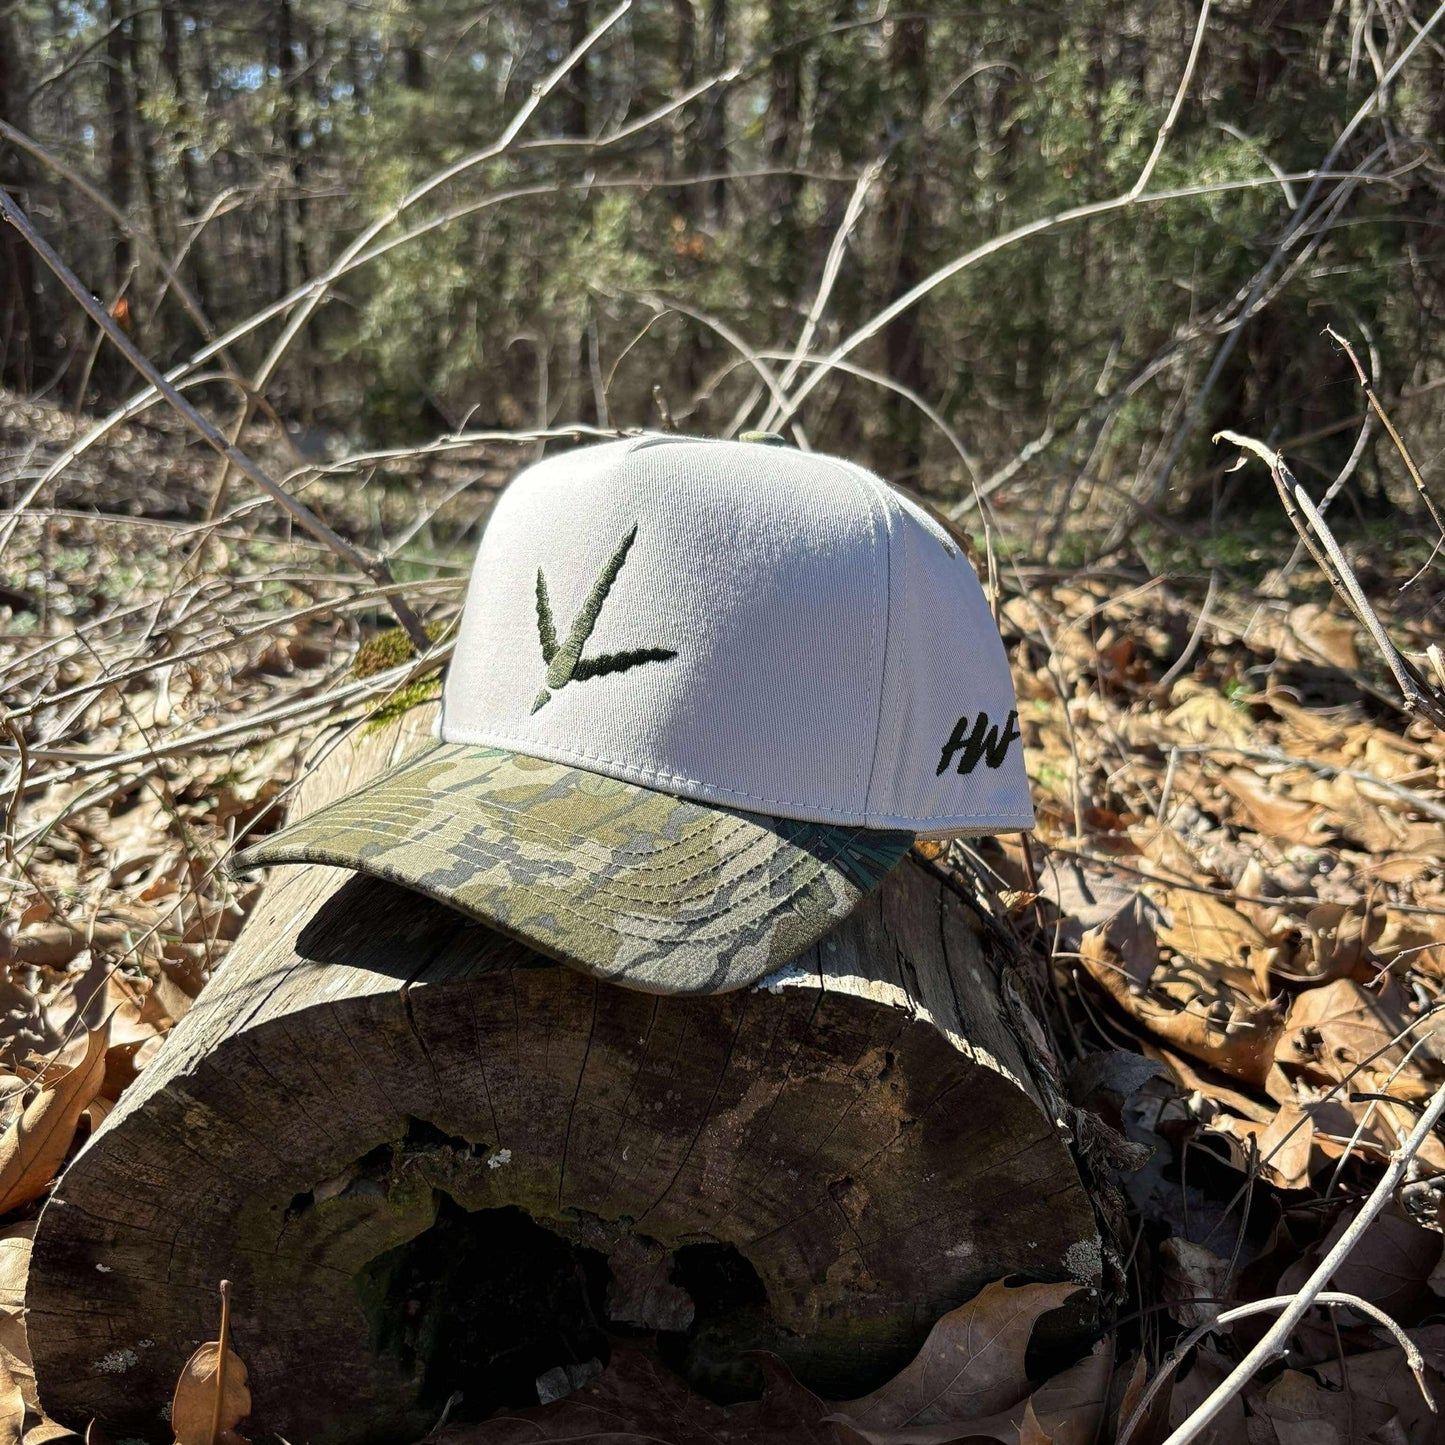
top-left (1282, 1209), bottom-right (1441, 1321)
top-left (1113, 1351), bottom-right (1173, 1445)
top-left (1315, 1339), bottom-right (1444, 1443)
top-left (830, 1280), bottom-right (1080, 1434)
top-left (957, 1339), bottom-right (1113, 1445)
top-left (0, 1025), bottom-right (108, 1216)
top-left (1217, 770), bottom-right (1320, 842)
top-left (1255, 1104), bottom-right (1315, 1190)
top-left (1081, 933), bottom-right (1281, 1086)
top-left (1160, 1239), bottom-right (1229, 1330)
top-left (1153, 887), bottom-right (1268, 975)
top-left (1148, 1045), bottom-right (1274, 1122)
top-left (170, 1341), bottom-right (251, 1445)
top-left (1019, 1399), bottom-right (1051, 1444)
top-left (1276, 980), bottom-right (1445, 1101)
top-left (0, 1365), bottom-right (22, 1445)
top-left (1164, 682), bottom-right (1251, 745)
top-left (1286, 601), bottom-right (1360, 671)
top-left (0, 1225), bottom-right (34, 1413)
top-left (1166, 1346), bottom-right (1244, 1445)
top-left (1248, 1366), bottom-right (1395, 1441)
top-left (22, 1422), bottom-right (76, 1444)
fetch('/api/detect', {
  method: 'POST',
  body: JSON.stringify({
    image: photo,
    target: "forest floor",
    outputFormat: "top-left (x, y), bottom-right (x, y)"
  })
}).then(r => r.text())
top-left (4, 386), bottom-right (1445, 1442)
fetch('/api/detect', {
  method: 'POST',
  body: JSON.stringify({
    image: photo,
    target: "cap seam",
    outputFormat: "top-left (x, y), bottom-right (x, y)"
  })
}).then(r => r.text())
top-left (437, 724), bottom-right (1027, 827)
top-left (835, 457), bottom-right (899, 827)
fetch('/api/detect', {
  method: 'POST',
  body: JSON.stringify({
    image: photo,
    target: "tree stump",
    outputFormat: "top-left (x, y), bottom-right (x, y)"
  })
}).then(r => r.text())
top-left (27, 706), bottom-right (1102, 1445)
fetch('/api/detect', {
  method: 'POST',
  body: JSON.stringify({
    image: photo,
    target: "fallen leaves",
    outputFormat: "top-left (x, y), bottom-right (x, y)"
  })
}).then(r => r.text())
top-left (0, 1024), bottom-right (108, 1216)
top-left (831, 1280), bottom-right (1082, 1436)
top-left (170, 1282), bottom-right (251, 1445)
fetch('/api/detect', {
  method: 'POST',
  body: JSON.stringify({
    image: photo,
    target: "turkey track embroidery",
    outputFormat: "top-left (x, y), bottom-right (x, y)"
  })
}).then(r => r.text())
top-left (532, 524), bottom-right (676, 712)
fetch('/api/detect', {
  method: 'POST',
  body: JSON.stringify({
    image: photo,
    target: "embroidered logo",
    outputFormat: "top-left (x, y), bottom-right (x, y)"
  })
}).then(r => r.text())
top-left (531, 524), bottom-right (676, 713)
top-left (936, 710), bottom-right (1021, 776)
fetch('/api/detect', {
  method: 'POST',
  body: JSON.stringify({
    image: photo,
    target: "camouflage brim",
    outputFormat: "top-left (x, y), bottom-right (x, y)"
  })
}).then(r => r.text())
top-left (232, 742), bottom-right (912, 995)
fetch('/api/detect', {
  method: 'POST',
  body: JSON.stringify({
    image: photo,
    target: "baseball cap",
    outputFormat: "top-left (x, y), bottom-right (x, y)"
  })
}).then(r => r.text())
top-left (235, 435), bottom-right (1032, 994)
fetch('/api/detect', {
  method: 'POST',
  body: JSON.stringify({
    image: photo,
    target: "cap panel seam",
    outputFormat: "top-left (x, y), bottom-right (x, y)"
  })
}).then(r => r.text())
top-left (436, 725), bottom-right (1027, 828)
top-left (843, 460), bottom-right (887, 812)
top-left (834, 459), bottom-right (899, 827)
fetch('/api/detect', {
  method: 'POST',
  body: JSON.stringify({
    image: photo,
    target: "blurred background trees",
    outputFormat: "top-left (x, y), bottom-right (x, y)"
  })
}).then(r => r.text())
top-left (2, 0), bottom-right (1443, 547)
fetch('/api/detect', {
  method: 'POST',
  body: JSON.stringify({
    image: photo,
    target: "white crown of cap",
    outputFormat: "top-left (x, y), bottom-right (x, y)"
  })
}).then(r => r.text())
top-left (440, 435), bottom-right (1034, 837)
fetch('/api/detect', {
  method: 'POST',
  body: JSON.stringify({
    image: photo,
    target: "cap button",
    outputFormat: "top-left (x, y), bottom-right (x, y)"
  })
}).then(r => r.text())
top-left (738, 430), bottom-right (788, 446)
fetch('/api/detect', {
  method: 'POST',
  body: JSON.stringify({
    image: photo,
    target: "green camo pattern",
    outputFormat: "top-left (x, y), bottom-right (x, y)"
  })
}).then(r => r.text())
top-left (235, 743), bottom-right (911, 994)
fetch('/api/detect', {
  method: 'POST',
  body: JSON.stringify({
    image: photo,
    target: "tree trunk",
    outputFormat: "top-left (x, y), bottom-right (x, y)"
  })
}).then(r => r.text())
top-left (0, 7), bottom-right (47, 391)
top-left (763, 0), bottom-right (803, 299)
top-left (28, 706), bottom-right (1101, 1445)
top-left (105, 0), bottom-right (135, 296)
top-left (702, 0), bottom-right (727, 224)
top-left (124, 4), bottom-right (169, 344)
top-left (275, 0), bottom-right (309, 296)
top-left (879, 14), bottom-right (930, 481)
top-left (158, 0), bottom-right (214, 318)
top-left (563, 0), bottom-right (590, 137)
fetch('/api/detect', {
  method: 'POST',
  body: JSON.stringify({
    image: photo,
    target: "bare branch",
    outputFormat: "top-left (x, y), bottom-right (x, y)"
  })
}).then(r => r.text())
top-left (1139, 0), bottom-right (1445, 503)
top-left (1326, 323), bottom-right (1445, 545)
top-left (1215, 429), bottom-right (1445, 728)
top-left (1162, 1079), bottom-right (1445, 1443)
top-left (1129, 0), bottom-right (1214, 200)
top-left (0, 185), bottom-right (429, 649)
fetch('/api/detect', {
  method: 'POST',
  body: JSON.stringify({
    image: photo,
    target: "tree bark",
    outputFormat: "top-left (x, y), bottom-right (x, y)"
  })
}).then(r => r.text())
top-left (105, 0), bottom-right (135, 297)
top-left (0, 7), bottom-right (46, 390)
top-left (158, 1), bottom-right (214, 318)
top-left (702, 0), bottom-right (727, 224)
top-left (563, 0), bottom-right (590, 137)
top-left (763, 0), bottom-right (804, 299)
top-left (28, 706), bottom-right (1101, 1445)
top-left (879, 14), bottom-right (930, 480)
top-left (275, 0), bottom-right (310, 296)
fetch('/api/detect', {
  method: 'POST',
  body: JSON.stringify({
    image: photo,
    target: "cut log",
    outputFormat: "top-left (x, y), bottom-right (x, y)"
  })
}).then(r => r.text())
top-left (27, 705), bottom-right (1102, 1445)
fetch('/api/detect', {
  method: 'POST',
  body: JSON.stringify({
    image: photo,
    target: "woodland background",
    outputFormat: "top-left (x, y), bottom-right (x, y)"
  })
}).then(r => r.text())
top-left (4, 0), bottom-right (1445, 530)
top-left (6, 1), bottom-right (1445, 1442)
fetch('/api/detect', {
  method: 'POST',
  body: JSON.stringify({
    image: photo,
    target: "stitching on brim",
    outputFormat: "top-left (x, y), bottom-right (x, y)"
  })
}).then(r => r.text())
top-left (326, 743), bottom-right (757, 881)
top-left (291, 765), bottom-right (762, 896)
top-left (285, 790), bottom-right (764, 905)
top-left (270, 791), bottom-right (873, 926)
top-left (256, 797), bottom-right (895, 940)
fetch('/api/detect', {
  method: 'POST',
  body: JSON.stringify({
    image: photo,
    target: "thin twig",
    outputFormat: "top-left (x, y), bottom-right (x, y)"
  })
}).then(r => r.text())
top-left (1120, 1289), bottom-right (1432, 1445)
top-left (1129, 0), bottom-right (1213, 200)
top-left (1158, 573), bottom-right (1220, 691)
top-left (769, 168), bottom-right (1399, 432)
top-left (220, 0), bottom-right (638, 501)
top-left (1138, 0), bottom-right (1445, 506)
top-left (1162, 1080), bottom-right (1445, 1444)
top-left (1215, 430), bottom-right (1445, 728)
top-left (1171, 740), bottom-right (1445, 825)
top-left (1326, 323), bottom-right (1445, 546)
top-left (0, 186), bottom-right (429, 650)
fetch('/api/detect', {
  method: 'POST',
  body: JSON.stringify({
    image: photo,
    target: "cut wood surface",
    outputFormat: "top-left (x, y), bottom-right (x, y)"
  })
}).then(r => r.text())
top-left (26, 706), bottom-right (1101, 1444)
